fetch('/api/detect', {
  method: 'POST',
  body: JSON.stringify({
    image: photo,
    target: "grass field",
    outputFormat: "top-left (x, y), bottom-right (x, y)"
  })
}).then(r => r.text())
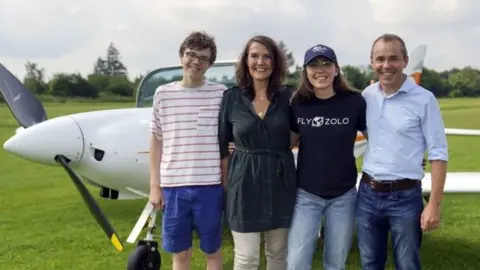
top-left (1, 98), bottom-right (480, 270)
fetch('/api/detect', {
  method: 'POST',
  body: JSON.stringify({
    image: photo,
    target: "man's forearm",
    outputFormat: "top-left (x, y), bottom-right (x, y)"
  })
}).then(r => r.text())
top-left (428, 160), bottom-right (447, 206)
top-left (149, 134), bottom-right (163, 188)
top-left (221, 157), bottom-right (229, 187)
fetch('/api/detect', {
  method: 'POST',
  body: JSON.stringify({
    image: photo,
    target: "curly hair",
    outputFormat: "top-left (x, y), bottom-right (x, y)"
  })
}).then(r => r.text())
top-left (178, 31), bottom-right (217, 65)
top-left (234, 35), bottom-right (287, 100)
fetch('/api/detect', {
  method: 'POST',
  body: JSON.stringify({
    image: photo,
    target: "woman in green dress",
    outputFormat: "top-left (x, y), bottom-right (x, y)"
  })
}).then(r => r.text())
top-left (218, 35), bottom-right (297, 270)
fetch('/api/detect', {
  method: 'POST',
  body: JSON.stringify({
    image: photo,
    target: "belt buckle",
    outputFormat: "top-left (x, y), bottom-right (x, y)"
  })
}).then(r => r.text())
top-left (387, 181), bottom-right (399, 192)
top-left (369, 180), bottom-right (378, 190)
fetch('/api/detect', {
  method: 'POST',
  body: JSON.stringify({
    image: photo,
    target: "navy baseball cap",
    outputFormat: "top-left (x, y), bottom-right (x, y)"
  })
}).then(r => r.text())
top-left (303, 44), bottom-right (338, 66)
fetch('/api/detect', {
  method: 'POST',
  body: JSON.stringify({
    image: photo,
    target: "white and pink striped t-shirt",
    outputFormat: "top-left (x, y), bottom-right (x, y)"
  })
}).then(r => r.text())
top-left (149, 80), bottom-right (228, 187)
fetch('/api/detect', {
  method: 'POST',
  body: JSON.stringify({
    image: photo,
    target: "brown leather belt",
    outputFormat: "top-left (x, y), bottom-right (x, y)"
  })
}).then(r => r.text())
top-left (361, 172), bottom-right (420, 192)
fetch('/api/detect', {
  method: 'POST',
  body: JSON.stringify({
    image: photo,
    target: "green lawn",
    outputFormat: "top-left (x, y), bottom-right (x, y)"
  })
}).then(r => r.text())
top-left (1, 98), bottom-right (480, 269)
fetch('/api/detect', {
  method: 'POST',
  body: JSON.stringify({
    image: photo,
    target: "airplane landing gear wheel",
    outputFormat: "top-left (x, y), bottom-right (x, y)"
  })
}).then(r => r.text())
top-left (127, 240), bottom-right (161, 270)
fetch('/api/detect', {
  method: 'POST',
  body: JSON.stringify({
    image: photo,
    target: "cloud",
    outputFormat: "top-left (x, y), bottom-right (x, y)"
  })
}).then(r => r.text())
top-left (0, 0), bottom-right (478, 80)
top-left (368, 0), bottom-right (475, 25)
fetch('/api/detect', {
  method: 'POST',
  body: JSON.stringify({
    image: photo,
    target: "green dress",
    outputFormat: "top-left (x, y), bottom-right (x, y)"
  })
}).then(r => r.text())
top-left (218, 86), bottom-right (297, 233)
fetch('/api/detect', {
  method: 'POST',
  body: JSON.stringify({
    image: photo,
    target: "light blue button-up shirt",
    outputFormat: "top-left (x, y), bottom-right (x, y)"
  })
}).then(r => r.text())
top-left (362, 76), bottom-right (448, 181)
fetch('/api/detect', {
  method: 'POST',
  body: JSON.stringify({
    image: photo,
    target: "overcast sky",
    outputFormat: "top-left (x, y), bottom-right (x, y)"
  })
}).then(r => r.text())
top-left (0, 0), bottom-right (478, 80)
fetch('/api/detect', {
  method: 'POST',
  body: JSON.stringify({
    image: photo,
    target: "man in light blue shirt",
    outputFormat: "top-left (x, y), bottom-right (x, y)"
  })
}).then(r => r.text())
top-left (356, 33), bottom-right (448, 270)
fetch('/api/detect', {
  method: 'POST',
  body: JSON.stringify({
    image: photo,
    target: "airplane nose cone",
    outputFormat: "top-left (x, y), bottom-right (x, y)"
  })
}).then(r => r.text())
top-left (3, 116), bottom-right (84, 166)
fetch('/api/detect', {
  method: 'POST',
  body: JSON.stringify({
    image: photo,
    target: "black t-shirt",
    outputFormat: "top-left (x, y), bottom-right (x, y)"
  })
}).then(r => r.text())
top-left (290, 91), bottom-right (367, 199)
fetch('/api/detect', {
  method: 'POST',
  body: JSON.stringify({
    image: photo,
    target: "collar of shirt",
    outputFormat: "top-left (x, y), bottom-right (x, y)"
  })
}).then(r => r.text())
top-left (375, 75), bottom-right (417, 99)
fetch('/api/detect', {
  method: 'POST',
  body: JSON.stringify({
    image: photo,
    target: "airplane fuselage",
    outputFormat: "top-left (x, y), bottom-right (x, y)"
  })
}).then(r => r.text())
top-left (4, 107), bottom-right (480, 199)
top-left (3, 107), bottom-right (369, 199)
top-left (51, 108), bottom-right (155, 198)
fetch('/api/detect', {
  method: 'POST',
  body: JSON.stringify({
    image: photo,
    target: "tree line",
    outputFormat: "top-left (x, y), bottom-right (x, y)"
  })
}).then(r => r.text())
top-left (2, 41), bottom-right (480, 103)
top-left (279, 42), bottom-right (480, 98)
top-left (13, 43), bottom-right (142, 103)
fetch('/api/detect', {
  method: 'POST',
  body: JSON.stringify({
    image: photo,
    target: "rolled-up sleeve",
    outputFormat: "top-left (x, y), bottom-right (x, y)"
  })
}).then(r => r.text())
top-left (149, 88), bottom-right (163, 140)
top-left (218, 91), bottom-right (233, 159)
top-left (421, 95), bottom-right (448, 161)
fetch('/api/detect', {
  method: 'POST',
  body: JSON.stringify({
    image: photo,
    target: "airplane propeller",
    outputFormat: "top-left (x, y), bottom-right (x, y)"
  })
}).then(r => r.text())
top-left (0, 63), bottom-right (47, 127)
top-left (55, 155), bottom-right (124, 251)
top-left (0, 62), bottom-right (124, 252)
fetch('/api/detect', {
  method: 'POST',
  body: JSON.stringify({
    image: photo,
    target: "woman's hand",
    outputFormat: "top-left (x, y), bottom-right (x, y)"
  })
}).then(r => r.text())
top-left (228, 142), bottom-right (235, 155)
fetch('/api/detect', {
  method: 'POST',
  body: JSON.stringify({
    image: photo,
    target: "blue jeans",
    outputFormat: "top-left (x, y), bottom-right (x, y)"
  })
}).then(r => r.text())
top-left (356, 181), bottom-right (423, 270)
top-left (161, 184), bottom-right (224, 254)
top-left (287, 187), bottom-right (357, 270)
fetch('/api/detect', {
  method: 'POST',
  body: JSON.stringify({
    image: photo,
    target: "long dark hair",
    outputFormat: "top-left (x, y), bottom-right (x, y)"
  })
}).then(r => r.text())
top-left (235, 35), bottom-right (287, 100)
top-left (291, 65), bottom-right (359, 104)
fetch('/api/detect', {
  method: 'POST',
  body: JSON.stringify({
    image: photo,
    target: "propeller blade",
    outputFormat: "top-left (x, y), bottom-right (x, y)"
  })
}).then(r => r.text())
top-left (0, 62), bottom-right (47, 128)
top-left (445, 128), bottom-right (480, 136)
top-left (55, 155), bottom-right (124, 252)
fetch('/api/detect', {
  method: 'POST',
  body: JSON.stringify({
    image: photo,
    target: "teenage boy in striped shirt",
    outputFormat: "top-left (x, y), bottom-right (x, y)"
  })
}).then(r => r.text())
top-left (149, 31), bottom-right (228, 270)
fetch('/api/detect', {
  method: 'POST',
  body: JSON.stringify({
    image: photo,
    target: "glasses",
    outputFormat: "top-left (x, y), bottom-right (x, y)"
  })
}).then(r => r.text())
top-left (185, 51), bottom-right (211, 64)
top-left (307, 60), bottom-right (335, 69)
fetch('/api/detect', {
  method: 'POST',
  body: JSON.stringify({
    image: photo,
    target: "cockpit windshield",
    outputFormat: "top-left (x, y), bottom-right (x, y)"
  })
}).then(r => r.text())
top-left (136, 61), bottom-right (237, 107)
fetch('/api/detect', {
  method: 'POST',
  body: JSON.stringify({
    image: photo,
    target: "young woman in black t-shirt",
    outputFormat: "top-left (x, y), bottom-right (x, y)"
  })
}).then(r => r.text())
top-left (286, 44), bottom-right (367, 270)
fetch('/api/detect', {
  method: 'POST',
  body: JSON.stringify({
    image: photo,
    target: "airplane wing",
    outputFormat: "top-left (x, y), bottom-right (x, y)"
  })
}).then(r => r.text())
top-left (445, 128), bottom-right (480, 136)
top-left (422, 172), bottom-right (480, 194)
top-left (355, 172), bottom-right (480, 194)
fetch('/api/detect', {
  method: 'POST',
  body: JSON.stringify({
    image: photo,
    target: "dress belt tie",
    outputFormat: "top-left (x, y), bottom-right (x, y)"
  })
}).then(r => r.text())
top-left (234, 146), bottom-right (296, 187)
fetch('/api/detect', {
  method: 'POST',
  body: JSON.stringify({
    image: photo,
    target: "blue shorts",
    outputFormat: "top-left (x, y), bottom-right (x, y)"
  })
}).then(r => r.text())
top-left (161, 184), bottom-right (224, 254)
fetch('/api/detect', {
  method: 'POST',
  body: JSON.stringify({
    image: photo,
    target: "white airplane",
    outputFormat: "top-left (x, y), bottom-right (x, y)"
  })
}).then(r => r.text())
top-left (1, 45), bottom-right (480, 268)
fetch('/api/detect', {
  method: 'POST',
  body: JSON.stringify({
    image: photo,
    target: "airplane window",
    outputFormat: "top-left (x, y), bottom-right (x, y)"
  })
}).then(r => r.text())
top-left (136, 61), bottom-right (237, 107)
